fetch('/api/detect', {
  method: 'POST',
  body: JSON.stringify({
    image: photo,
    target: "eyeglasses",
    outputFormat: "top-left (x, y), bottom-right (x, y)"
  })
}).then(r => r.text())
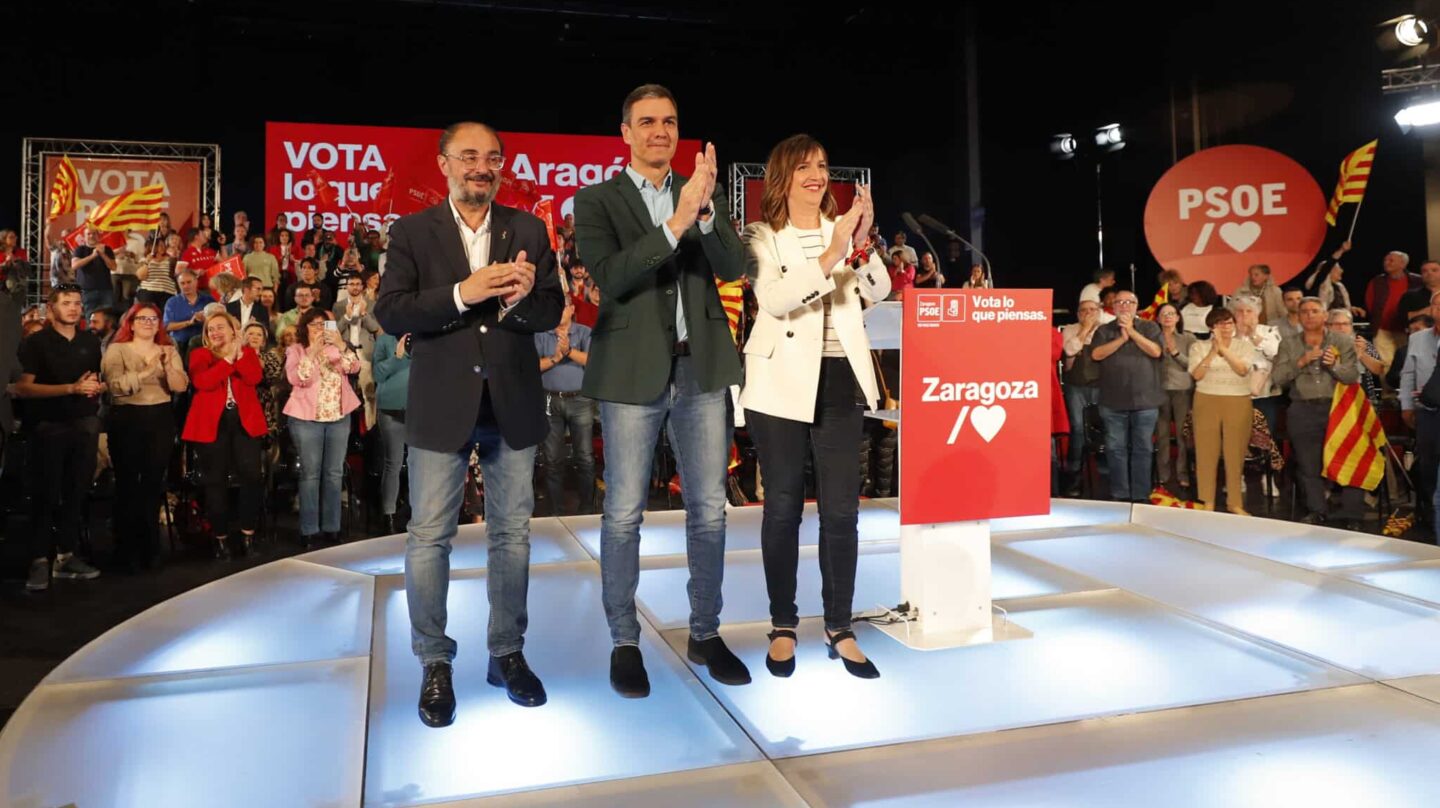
top-left (1113, 299), bottom-right (1139, 306)
top-left (443, 151), bottom-right (506, 170)
top-left (132, 316), bottom-right (159, 324)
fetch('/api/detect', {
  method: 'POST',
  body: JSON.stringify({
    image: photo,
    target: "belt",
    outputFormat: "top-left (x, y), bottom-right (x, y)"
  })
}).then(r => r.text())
top-left (547, 391), bottom-right (584, 399)
top-left (672, 340), bottom-right (690, 357)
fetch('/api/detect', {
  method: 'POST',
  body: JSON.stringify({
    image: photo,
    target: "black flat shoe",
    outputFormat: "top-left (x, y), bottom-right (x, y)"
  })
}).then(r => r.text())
top-left (610, 646), bottom-right (650, 698)
top-left (687, 635), bottom-right (752, 686)
top-left (418, 662), bottom-right (456, 728)
top-left (765, 628), bottom-right (797, 678)
top-left (486, 651), bottom-right (547, 707)
top-left (825, 629), bottom-right (880, 679)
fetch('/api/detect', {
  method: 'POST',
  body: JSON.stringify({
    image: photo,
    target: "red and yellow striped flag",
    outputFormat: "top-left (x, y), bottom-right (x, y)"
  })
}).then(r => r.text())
top-left (1323, 382), bottom-right (1387, 491)
top-left (717, 277), bottom-right (745, 342)
top-left (48, 156), bottom-right (79, 220)
top-left (1324, 140), bottom-right (1377, 227)
top-left (1137, 282), bottom-right (1169, 321)
top-left (88, 183), bottom-right (167, 232)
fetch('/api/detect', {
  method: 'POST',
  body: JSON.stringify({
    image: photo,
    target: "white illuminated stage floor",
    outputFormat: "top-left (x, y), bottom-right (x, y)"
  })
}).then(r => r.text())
top-left (10, 500), bottom-right (1440, 806)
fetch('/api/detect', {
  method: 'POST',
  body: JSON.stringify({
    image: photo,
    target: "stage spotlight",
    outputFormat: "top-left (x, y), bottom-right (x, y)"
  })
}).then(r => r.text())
top-left (1397, 15), bottom-right (1431, 47)
top-left (1396, 97), bottom-right (1440, 131)
top-left (1094, 123), bottom-right (1125, 152)
top-left (1050, 133), bottom-right (1077, 159)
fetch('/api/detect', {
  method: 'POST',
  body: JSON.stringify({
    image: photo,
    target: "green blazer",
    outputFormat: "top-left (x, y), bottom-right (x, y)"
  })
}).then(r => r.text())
top-left (573, 170), bottom-right (745, 404)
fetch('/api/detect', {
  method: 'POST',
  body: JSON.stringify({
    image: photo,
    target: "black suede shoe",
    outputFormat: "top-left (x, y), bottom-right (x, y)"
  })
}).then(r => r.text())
top-left (765, 628), bottom-right (797, 678)
top-left (610, 646), bottom-right (650, 698)
top-left (486, 652), bottom-right (547, 707)
top-left (418, 662), bottom-right (456, 728)
top-left (687, 636), bottom-right (752, 686)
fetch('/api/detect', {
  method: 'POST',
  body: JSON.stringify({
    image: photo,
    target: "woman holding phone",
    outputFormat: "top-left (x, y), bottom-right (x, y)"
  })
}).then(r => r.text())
top-left (285, 308), bottom-right (361, 547)
top-left (740, 134), bottom-right (890, 680)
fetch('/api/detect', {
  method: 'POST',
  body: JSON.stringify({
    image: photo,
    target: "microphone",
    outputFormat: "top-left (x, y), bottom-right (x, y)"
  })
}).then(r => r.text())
top-left (917, 213), bottom-right (994, 287)
top-left (900, 211), bottom-right (945, 285)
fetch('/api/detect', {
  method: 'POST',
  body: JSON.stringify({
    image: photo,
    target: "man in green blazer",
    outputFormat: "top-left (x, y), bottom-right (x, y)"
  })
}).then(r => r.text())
top-left (574, 83), bottom-right (751, 698)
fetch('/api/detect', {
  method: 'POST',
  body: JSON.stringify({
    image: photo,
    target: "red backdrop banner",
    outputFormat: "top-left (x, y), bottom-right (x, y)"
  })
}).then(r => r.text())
top-left (1143, 145), bottom-right (1327, 293)
top-left (42, 156), bottom-right (201, 258)
top-left (900, 289), bottom-right (1053, 524)
top-left (266, 122), bottom-right (700, 244)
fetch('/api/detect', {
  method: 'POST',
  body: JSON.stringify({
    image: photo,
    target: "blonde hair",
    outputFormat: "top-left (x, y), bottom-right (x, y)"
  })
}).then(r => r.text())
top-left (210, 272), bottom-right (240, 301)
top-left (201, 311), bottom-right (241, 352)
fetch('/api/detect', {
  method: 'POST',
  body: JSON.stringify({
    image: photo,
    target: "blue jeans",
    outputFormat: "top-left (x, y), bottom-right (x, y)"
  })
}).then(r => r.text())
top-left (1064, 385), bottom-right (1100, 473)
top-left (289, 416), bottom-right (350, 536)
top-left (1099, 406), bottom-right (1159, 501)
top-left (81, 288), bottom-right (113, 319)
top-left (377, 410), bottom-right (407, 516)
top-left (599, 357), bottom-right (728, 646)
top-left (406, 421), bottom-right (536, 664)
top-left (542, 393), bottom-right (596, 515)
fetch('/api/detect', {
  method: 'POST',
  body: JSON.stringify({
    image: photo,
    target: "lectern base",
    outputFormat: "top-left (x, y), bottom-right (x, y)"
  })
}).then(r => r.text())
top-left (874, 612), bottom-right (1034, 651)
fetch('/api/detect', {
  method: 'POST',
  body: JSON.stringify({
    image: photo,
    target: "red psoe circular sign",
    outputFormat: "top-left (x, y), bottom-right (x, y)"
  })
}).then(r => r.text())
top-left (1143, 145), bottom-right (1326, 293)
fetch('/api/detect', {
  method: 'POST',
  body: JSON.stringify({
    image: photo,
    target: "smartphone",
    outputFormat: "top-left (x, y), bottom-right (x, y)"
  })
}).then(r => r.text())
top-left (324, 320), bottom-right (338, 332)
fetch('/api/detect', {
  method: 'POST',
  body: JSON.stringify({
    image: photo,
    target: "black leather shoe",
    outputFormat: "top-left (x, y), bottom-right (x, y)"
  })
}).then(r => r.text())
top-left (301, 533), bottom-right (319, 551)
top-left (610, 646), bottom-right (650, 698)
top-left (418, 662), bottom-right (456, 728)
top-left (486, 652), bottom-right (547, 707)
top-left (687, 636), bottom-right (752, 685)
top-left (825, 629), bottom-right (880, 679)
top-left (1299, 513), bottom-right (1326, 526)
top-left (1338, 519), bottom-right (1364, 533)
top-left (322, 531), bottom-right (341, 546)
top-left (765, 628), bottom-right (797, 678)
top-left (213, 535), bottom-right (232, 561)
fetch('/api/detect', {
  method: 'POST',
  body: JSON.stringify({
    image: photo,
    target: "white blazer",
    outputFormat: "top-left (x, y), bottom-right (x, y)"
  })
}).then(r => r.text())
top-left (738, 218), bottom-right (891, 423)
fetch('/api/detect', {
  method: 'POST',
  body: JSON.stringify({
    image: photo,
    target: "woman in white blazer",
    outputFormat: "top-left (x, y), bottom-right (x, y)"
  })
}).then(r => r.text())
top-left (739, 134), bottom-right (890, 680)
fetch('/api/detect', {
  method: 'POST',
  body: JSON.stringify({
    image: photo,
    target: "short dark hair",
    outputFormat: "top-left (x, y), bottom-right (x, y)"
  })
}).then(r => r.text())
top-left (438, 122), bottom-right (505, 156)
top-left (47, 285), bottom-right (82, 305)
top-left (1205, 306), bottom-right (1236, 328)
top-left (1189, 280), bottom-right (1219, 307)
top-left (622, 84), bottom-right (677, 126)
top-left (300, 257), bottom-right (317, 270)
top-left (243, 276), bottom-right (263, 289)
top-left (294, 308), bottom-right (332, 347)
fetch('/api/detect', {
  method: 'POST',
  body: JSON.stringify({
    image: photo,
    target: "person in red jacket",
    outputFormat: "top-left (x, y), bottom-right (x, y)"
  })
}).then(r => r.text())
top-left (182, 310), bottom-right (267, 559)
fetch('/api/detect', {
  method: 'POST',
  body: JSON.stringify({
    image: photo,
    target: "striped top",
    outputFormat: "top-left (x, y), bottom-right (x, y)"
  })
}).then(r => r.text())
top-left (795, 227), bottom-right (846, 357)
top-left (139, 258), bottom-right (178, 296)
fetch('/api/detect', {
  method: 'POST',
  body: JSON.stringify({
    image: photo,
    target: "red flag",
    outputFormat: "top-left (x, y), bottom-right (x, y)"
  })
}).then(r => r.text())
top-left (374, 171), bottom-right (395, 213)
top-left (535, 198), bottom-right (558, 252)
top-left (203, 253), bottom-right (246, 286)
top-left (308, 170), bottom-right (338, 207)
top-left (62, 225), bottom-right (125, 252)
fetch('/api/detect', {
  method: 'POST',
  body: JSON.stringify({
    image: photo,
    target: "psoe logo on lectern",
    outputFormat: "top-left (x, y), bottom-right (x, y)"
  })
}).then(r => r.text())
top-left (916, 294), bottom-right (944, 326)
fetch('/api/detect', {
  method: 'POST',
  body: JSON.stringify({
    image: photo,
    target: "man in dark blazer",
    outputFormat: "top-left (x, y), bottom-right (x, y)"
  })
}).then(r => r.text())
top-left (225, 276), bottom-right (270, 333)
top-left (375, 121), bottom-right (564, 729)
top-left (573, 84), bottom-right (750, 698)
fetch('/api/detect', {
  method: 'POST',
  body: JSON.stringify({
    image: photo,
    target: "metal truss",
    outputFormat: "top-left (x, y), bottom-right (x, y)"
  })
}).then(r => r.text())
top-left (20, 137), bottom-right (221, 307)
top-left (1382, 64), bottom-right (1440, 94)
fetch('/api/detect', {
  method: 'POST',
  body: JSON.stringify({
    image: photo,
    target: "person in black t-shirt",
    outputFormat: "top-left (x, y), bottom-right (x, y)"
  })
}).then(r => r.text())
top-left (13, 285), bottom-right (105, 591)
top-left (71, 228), bottom-right (116, 317)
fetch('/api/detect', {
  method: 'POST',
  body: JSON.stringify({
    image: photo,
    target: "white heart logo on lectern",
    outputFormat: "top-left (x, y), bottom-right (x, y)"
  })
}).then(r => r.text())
top-left (1218, 221), bottom-right (1262, 253)
top-left (970, 405), bottom-right (1007, 443)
